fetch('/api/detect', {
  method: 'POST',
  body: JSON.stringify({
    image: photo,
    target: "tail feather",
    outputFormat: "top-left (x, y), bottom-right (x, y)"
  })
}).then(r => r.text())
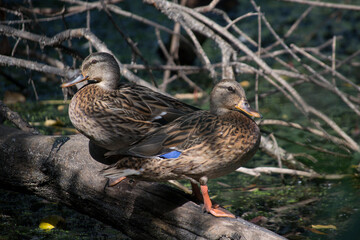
top-left (101, 167), bottom-right (143, 179)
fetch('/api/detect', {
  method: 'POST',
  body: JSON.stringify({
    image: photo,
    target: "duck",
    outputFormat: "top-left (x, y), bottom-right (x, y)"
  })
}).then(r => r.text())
top-left (102, 79), bottom-right (262, 218)
top-left (61, 52), bottom-right (198, 155)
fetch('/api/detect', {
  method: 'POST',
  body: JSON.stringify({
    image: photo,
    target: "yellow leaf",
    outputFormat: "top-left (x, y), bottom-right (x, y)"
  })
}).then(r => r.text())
top-left (210, 195), bottom-right (217, 199)
top-left (39, 222), bottom-right (55, 230)
top-left (44, 118), bottom-right (65, 127)
top-left (248, 187), bottom-right (259, 192)
top-left (39, 215), bottom-right (65, 230)
top-left (240, 81), bottom-right (250, 88)
top-left (305, 227), bottom-right (327, 235)
top-left (342, 83), bottom-right (353, 88)
top-left (57, 105), bottom-right (65, 111)
top-left (44, 119), bottom-right (57, 127)
top-left (311, 224), bottom-right (337, 230)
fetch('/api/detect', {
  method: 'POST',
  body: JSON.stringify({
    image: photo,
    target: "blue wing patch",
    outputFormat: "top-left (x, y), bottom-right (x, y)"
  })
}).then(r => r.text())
top-left (160, 151), bottom-right (181, 159)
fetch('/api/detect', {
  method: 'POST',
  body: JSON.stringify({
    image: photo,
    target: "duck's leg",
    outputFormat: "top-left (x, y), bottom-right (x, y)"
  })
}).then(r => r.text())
top-left (191, 181), bottom-right (203, 202)
top-left (191, 181), bottom-right (219, 208)
top-left (199, 177), bottom-right (235, 218)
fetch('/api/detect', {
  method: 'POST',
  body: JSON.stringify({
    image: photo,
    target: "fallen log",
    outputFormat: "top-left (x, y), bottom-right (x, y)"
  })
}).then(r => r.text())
top-left (0, 125), bottom-right (285, 240)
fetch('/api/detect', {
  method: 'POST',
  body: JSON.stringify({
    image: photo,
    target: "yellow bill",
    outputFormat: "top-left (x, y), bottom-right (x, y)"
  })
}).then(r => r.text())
top-left (235, 99), bottom-right (262, 118)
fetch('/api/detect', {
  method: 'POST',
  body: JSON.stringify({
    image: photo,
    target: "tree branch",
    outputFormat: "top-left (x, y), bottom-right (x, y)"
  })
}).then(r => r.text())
top-left (281, 0), bottom-right (360, 11)
top-left (0, 125), bottom-right (285, 240)
top-left (0, 101), bottom-right (39, 134)
top-left (0, 54), bottom-right (76, 78)
top-left (236, 167), bottom-right (350, 180)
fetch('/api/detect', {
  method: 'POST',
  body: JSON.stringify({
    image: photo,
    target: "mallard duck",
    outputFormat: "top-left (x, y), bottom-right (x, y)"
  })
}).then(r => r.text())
top-left (61, 52), bottom-right (198, 154)
top-left (102, 79), bottom-right (262, 218)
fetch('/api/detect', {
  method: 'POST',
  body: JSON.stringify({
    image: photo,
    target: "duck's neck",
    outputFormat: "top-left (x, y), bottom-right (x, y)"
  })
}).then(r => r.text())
top-left (210, 107), bottom-right (228, 116)
top-left (97, 70), bottom-right (121, 90)
top-left (97, 81), bottom-right (119, 91)
top-left (217, 109), bottom-right (257, 126)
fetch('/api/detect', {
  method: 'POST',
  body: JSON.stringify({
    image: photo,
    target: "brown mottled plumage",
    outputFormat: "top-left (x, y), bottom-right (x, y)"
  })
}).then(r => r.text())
top-left (61, 52), bottom-right (197, 154)
top-left (102, 79), bottom-right (262, 218)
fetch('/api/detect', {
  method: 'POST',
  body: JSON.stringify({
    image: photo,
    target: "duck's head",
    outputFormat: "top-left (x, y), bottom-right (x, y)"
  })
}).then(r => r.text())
top-left (61, 52), bottom-right (120, 90)
top-left (210, 79), bottom-right (262, 118)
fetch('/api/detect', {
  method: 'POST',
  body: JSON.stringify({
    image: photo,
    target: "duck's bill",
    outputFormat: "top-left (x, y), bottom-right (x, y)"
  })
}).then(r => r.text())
top-left (61, 74), bottom-right (89, 88)
top-left (235, 100), bottom-right (262, 118)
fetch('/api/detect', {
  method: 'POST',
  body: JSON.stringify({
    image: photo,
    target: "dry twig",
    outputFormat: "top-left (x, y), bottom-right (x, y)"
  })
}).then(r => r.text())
top-left (237, 167), bottom-right (350, 180)
top-left (0, 101), bottom-right (39, 134)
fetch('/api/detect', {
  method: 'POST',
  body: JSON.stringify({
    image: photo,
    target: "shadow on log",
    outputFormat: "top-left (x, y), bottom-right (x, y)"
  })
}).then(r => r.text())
top-left (0, 125), bottom-right (285, 240)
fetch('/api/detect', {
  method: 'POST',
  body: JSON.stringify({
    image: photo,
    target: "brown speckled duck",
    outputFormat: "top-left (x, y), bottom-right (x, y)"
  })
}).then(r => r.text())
top-left (102, 79), bottom-right (262, 218)
top-left (61, 52), bottom-right (198, 154)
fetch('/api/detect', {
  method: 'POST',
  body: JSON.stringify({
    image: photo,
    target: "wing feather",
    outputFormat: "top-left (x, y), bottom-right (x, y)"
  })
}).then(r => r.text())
top-left (127, 111), bottom-right (218, 158)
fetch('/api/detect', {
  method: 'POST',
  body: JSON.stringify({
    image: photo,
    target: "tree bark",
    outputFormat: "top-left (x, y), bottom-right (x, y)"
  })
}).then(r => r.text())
top-left (0, 125), bottom-right (285, 240)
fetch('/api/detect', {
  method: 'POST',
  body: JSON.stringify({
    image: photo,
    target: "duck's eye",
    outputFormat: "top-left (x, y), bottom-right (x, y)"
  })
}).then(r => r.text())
top-left (90, 60), bottom-right (99, 65)
top-left (227, 86), bottom-right (235, 92)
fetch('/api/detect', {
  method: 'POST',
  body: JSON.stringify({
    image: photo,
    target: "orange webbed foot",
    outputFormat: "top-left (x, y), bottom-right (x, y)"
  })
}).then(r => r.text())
top-left (200, 185), bottom-right (235, 218)
top-left (108, 176), bottom-right (127, 187)
top-left (207, 206), bottom-right (236, 218)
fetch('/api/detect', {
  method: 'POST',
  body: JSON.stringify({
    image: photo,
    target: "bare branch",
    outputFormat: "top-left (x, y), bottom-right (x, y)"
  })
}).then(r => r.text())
top-left (0, 54), bottom-right (76, 78)
top-left (281, 0), bottom-right (360, 11)
top-left (264, 6), bottom-right (313, 52)
top-left (291, 44), bottom-right (360, 92)
top-left (260, 136), bottom-right (313, 171)
top-left (308, 106), bottom-right (360, 152)
top-left (250, 0), bottom-right (301, 62)
top-left (0, 24), bottom-right (159, 91)
top-left (260, 119), bottom-right (355, 150)
top-left (236, 167), bottom-right (350, 180)
top-left (62, 0), bottom-right (190, 43)
top-left (195, 0), bottom-right (221, 12)
top-left (0, 101), bottom-right (39, 134)
top-left (183, 26), bottom-right (216, 78)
